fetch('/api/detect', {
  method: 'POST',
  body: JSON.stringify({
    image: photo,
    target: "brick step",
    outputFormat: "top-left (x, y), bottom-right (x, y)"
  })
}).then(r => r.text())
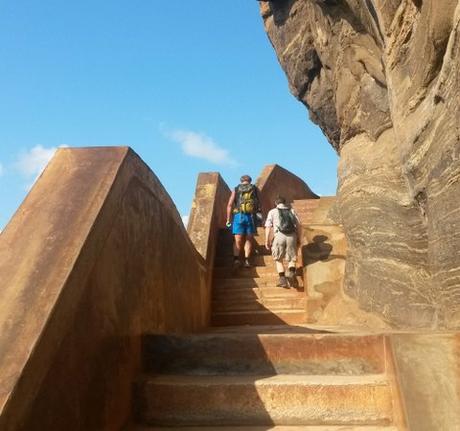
top-left (211, 310), bottom-right (307, 326)
top-left (212, 297), bottom-right (307, 313)
top-left (129, 426), bottom-right (399, 431)
top-left (214, 276), bottom-right (304, 289)
top-left (213, 286), bottom-right (304, 300)
top-left (213, 266), bottom-right (303, 279)
top-left (142, 333), bottom-right (386, 376)
top-left (135, 374), bottom-right (393, 426)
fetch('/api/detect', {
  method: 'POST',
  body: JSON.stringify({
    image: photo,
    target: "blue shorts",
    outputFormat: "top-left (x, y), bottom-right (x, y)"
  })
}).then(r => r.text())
top-left (232, 213), bottom-right (256, 235)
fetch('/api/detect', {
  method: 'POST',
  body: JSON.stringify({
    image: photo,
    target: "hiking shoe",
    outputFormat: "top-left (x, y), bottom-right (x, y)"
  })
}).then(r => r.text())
top-left (277, 275), bottom-right (288, 288)
top-left (287, 267), bottom-right (296, 278)
top-left (233, 258), bottom-right (241, 269)
top-left (243, 258), bottom-right (252, 268)
top-left (287, 267), bottom-right (298, 287)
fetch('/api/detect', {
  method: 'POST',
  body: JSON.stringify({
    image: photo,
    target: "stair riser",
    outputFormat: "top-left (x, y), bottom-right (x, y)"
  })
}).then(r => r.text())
top-left (214, 277), bottom-right (304, 288)
top-left (214, 255), bottom-right (276, 267)
top-left (211, 311), bottom-right (307, 326)
top-left (143, 334), bottom-right (386, 376)
top-left (212, 298), bottom-right (307, 312)
top-left (214, 268), bottom-right (302, 278)
top-left (130, 427), bottom-right (399, 431)
top-left (213, 287), bottom-right (303, 301)
top-left (137, 380), bottom-right (392, 426)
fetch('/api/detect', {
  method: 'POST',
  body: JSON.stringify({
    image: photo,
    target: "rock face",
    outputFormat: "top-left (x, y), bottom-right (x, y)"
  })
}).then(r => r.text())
top-left (261, 0), bottom-right (460, 328)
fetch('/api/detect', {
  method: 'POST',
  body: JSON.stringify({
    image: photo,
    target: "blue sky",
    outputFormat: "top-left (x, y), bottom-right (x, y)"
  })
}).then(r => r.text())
top-left (0, 0), bottom-right (338, 229)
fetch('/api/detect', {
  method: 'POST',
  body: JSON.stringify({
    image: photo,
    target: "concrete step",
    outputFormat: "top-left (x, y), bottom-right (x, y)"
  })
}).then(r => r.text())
top-left (212, 297), bottom-right (307, 313)
top-left (142, 333), bottom-right (386, 376)
top-left (211, 310), bottom-right (307, 326)
top-left (129, 426), bottom-right (399, 431)
top-left (214, 276), bottom-right (304, 289)
top-left (135, 374), bottom-right (393, 426)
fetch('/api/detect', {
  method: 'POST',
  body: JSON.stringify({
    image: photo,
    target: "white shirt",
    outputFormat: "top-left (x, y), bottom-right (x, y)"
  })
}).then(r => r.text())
top-left (265, 204), bottom-right (300, 233)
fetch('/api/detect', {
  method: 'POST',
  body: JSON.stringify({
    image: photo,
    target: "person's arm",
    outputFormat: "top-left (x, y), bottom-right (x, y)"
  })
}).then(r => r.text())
top-left (226, 190), bottom-right (236, 225)
top-left (264, 210), bottom-right (273, 250)
top-left (293, 209), bottom-right (302, 246)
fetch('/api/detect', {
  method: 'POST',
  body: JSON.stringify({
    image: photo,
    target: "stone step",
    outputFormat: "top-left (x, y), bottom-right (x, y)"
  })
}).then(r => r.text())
top-left (213, 266), bottom-right (303, 279)
top-left (129, 426), bottom-right (399, 431)
top-left (212, 297), bottom-right (307, 313)
top-left (214, 276), bottom-right (304, 289)
top-left (214, 254), bottom-right (277, 267)
top-left (216, 244), bottom-right (272, 257)
top-left (213, 286), bottom-right (304, 300)
top-left (211, 310), bottom-right (307, 326)
top-left (142, 333), bottom-right (386, 376)
top-left (135, 374), bottom-right (393, 426)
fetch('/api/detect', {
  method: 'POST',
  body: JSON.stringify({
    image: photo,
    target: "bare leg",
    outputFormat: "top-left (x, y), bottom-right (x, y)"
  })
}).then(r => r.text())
top-left (244, 234), bottom-right (254, 258)
top-left (234, 234), bottom-right (246, 259)
top-left (275, 260), bottom-right (285, 273)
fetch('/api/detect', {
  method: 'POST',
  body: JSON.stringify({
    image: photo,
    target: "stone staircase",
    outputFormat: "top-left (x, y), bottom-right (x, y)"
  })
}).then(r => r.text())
top-left (127, 203), bottom-right (404, 430)
top-left (211, 228), bottom-right (307, 326)
top-left (130, 331), bottom-right (400, 430)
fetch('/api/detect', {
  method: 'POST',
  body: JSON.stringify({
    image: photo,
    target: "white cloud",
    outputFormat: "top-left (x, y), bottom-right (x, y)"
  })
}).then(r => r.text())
top-left (0, 163), bottom-right (4, 176)
top-left (16, 145), bottom-right (60, 177)
top-left (15, 145), bottom-right (68, 191)
top-left (182, 214), bottom-right (190, 227)
top-left (166, 129), bottom-right (238, 166)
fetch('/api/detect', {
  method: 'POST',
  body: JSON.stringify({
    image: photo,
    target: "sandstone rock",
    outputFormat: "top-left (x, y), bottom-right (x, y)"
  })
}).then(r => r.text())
top-left (261, 0), bottom-right (460, 328)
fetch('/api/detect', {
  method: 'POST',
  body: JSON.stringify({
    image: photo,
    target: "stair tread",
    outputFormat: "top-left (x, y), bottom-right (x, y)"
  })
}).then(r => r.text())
top-left (130, 427), bottom-right (399, 431)
top-left (213, 310), bottom-right (306, 315)
top-left (143, 373), bottom-right (389, 386)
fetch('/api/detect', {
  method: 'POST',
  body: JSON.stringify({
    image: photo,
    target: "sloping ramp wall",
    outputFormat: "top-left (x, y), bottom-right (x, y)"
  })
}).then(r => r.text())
top-left (0, 147), bottom-right (208, 430)
top-left (256, 164), bottom-right (319, 215)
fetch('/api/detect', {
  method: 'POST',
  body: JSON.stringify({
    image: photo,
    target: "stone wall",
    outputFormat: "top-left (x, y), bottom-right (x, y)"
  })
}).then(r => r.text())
top-left (260, 0), bottom-right (460, 329)
top-left (390, 333), bottom-right (460, 430)
top-left (0, 147), bottom-right (208, 430)
top-left (188, 172), bottom-right (231, 323)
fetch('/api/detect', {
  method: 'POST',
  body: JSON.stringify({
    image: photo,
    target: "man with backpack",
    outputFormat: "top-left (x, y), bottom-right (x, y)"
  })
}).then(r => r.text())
top-left (226, 175), bottom-right (262, 268)
top-left (264, 196), bottom-right (301, 288)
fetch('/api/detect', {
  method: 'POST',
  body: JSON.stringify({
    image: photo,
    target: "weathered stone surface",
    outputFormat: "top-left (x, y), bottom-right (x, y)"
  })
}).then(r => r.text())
top-left (138, 374), bottom-right (393, 426)
top-left (261, 0), bottom-right (460, 329)
top-left (0, 147), bottom-right (210, 431)
top-left (390, 333), bottom-right (460, 431)
top-left (188, 172), bottom-right (230, 262)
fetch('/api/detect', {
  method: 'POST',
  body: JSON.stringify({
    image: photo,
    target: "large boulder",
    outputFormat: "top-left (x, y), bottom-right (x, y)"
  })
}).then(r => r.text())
top-left (260, 0), bottom-right (460, 328)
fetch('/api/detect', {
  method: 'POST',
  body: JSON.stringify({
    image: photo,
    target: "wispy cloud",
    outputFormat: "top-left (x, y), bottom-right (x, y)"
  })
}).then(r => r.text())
top-left (0, 163), bottom-right (4, 177)
top-left (16, 145), bottom-right (60, 177)
top-left (164, 128), bottom-right (238, 166)
top-left (15, 145), bottom-right (67, 190)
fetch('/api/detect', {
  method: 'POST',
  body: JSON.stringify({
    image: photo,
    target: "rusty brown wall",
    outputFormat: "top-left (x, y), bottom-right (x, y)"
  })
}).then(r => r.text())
top-left (187, 172), bottom-right (231, 324)
top-left (256, 164), bottom-right (319, 216)
top-left (188, 172), bottom-right (230, 263)
top-left (0, 147), bottom-right (208, 431)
